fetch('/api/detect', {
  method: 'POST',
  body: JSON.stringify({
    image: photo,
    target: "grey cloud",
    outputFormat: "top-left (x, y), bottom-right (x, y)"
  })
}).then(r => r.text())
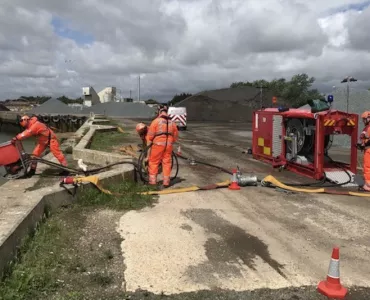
top-left (346, 6), bottom-right (370, 50)
top-left (0, 0), bottom-right (370, 102)
top-left (231, 4), bottom-right (328, 55)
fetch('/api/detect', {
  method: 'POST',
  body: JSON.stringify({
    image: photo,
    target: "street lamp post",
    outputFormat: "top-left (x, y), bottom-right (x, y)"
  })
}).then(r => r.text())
top-left (341, 76), bottom-right (358, 113)
top-left (256, 85), bottom-right (268, 109)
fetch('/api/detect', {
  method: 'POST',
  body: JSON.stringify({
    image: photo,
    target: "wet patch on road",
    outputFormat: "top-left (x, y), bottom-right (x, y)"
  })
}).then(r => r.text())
top-left (182, 209), bottom-right (286, 283)
top-left (180, 224), bottom-right (193, 231)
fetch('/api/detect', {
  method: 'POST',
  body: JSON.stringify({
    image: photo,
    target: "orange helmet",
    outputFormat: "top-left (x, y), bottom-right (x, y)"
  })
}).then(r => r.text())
top-left (361, 111), bottom-right (370, 119)
top-left (19, 115), bottom-right (30, 128)
top-left (136, 123), bottom-right (147, 134)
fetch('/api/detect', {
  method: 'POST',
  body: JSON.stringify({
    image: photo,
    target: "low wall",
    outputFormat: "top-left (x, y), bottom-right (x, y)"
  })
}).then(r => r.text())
top-left (0, 116), bottom-right (135, 277)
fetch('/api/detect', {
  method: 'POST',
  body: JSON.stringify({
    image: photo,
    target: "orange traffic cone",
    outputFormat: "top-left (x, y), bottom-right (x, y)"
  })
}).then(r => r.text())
top-left (317, 247), bottom-right (347, 299)
top-left (228, 169), bottom-right (240, 190)
top-left (177, 145), bottom-right (182, 156)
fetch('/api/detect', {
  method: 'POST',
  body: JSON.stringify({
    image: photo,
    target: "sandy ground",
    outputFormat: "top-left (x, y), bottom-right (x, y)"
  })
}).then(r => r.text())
top-left (118, 120), bottom-right (370, 297)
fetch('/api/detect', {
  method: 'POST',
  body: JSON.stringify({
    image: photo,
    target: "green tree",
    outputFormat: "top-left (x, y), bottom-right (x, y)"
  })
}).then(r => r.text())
top-left (167, 93), bottom-right (192, 106)
top-left (230, 73), bottom-right (324, 107)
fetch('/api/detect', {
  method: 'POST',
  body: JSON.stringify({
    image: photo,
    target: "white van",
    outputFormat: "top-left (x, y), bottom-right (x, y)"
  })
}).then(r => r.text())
top-left (168, 106), bottom-right (187, 130)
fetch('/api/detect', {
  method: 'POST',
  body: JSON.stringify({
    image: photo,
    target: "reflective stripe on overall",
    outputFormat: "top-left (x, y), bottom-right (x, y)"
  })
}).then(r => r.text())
top-left (147, 115), bottom-right (176, 185)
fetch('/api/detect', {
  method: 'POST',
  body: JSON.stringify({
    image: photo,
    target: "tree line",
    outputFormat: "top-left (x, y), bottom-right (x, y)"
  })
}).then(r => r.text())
top-left (2, 74), bottom-right (324, 108)
top-left (230, 73), bottom-right (325, 107)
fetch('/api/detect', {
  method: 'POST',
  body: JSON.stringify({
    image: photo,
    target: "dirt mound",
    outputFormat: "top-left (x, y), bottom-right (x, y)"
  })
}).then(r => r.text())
top-left (28, 98), bottom-right (77, 115)
top-left (83, 102), bottom-right (156, 118)
top-left (175, 87), bottom-right (277, 122)
top-left (0, 103), bottom-right (9, 111)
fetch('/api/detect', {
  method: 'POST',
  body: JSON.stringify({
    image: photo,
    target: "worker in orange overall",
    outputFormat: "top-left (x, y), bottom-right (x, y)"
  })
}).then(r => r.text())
top-left (12, 115), bottom-right (68, 177)
top-left (146, 106), bottom-right (179, 187)
top-left (136, 122), bottom-right (148, 148)
top-left (359, 111), bottom-right (370, 191)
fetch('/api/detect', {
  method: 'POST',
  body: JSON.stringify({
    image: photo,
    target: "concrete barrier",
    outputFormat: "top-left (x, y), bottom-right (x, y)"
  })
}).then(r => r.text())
top-left (0, 118), bottom-right (135, 278)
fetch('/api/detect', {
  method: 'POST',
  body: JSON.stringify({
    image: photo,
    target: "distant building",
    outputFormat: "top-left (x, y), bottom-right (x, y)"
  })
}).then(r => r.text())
top-left (82, 87), bottom-right (100, 107)
top-left (98, 87), bottom-right (116, 103)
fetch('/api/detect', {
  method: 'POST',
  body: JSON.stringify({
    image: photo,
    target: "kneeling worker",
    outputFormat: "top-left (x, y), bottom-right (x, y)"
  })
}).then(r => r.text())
top-left (146, 106), bottom-right (179, 187)
top-left (359, 111), bottom-right (370, 191)
top-left (12, 115), bottom-right (68, 177)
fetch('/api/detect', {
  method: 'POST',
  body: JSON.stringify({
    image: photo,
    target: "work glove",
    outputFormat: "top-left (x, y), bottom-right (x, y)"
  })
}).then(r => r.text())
top-left (11, 137), bottom-right (17, 144)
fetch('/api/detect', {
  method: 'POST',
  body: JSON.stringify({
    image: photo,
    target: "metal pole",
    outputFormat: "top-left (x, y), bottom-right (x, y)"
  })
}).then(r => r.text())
top-left (260, 87), bottom-right (262, 109)
top-left (256, 86), bottom-right (267, 109)
top-left (346, 81), bottom-right (349, 113)
top-left (138, 75), bottom-right (141, 102)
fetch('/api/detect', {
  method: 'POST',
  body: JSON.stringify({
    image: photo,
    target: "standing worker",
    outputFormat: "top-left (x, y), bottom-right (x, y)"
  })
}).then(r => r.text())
top-left (12, 115), bottom-right (68, 177)
top-left (146, 106), bottom-right (179, 187)
top-left (359, 111), bottom-right (370, 191)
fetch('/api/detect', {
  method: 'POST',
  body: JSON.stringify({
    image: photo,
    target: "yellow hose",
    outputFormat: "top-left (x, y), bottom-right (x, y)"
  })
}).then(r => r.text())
top-left (262, 175), bottom-right (325, 193)
top-left (73, 175), bottom-right (231, 196)
top-left (262, 175), bottom-right (370, 197)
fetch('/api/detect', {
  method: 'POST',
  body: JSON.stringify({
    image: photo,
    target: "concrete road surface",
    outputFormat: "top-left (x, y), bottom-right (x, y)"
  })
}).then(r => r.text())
top-left (118, 121), bottom-right (370, 296)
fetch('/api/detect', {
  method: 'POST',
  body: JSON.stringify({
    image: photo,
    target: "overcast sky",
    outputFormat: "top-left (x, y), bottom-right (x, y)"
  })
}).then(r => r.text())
top-left (0, 0), bottom-right (369, 101)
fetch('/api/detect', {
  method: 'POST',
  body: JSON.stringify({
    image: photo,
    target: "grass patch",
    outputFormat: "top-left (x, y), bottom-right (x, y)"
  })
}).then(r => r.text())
top-left (89, 130), bottom-right (128, 151)
top-left (0, 218), bottom-right (70, 300)
top-left (0, 180), bottom-right (155, 299)
top-left (77, 180), bottom-right (157, 210)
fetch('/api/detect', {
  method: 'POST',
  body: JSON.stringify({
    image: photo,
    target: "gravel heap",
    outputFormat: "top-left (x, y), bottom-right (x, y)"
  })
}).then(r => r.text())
top-left (0, 103), bottom-right (9, 111)
top-left (28, 98), bottom-right (78, 115)
top-left (174, 86), bottom-right (277, 122)
top-left (82, 102), bottom-right (156, 118)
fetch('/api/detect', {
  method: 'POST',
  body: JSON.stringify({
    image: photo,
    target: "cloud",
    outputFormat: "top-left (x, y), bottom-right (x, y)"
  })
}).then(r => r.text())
top-left (0, 0), bottom-right (369, 101)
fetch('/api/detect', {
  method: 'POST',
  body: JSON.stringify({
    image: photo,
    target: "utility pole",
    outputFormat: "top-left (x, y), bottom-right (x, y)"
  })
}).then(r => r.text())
top-left (341, 76), bottom-right (358, 113)
top-left (138, 75), bottom-right (141, 102)
top-left (256, 85), bottom-right (268, 109)
top-left (130, 90), bottom-right (132, 99)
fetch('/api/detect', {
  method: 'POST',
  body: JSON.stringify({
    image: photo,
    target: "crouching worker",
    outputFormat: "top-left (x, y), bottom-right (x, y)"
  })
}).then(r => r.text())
top-left (136, 123), bottom-right (148, 149)
top-left (146, 107), bottom-right (179, 188)
top-left (359, 111), bottom-right (370, 191)
top-left (12, 115), bottom-right (68, 177)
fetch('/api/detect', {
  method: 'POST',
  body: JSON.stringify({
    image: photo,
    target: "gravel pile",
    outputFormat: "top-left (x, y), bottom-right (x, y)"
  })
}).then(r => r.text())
top-left (82, 102), bottom-right (156, 118)
top-left (330, 87), bottom-right (370, 148)
top-left (174, 86), bottom-right (277, 122)
top-left (28, 98), bottom-right (78, 115)
top-left (0, 103), bottom-right (9, 111)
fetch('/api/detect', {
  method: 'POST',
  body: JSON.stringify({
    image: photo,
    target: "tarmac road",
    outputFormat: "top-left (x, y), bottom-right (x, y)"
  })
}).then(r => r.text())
top-left (118, 120), bottom-right (370, 299)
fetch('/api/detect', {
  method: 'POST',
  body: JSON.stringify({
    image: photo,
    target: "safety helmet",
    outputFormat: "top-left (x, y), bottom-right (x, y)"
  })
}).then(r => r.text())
top-left (361, 111), bottom-right (370, 119)
top-left (19, 115), bottom-right (30, 127)
top-left (136, 123), bottom-right (147, 134)
top-left (158, 105), bottom-right (168, 114)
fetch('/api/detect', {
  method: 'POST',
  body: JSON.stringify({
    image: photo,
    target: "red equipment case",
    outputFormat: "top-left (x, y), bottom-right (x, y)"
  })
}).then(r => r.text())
top-left (0, 141), bottom-right (21, 166)
top-left (0, 140), bottom-right (29, 179)
top-left (252, 108), bottom-right (358, 181)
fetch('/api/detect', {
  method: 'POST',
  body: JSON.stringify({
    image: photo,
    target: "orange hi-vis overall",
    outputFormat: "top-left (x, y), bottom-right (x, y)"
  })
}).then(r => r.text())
top-left (360, 124), bottom-right (370, 190)
top-left (16, 118), bottom-right (67, 170)
top-left (146, 112), bottom-right (179, 186)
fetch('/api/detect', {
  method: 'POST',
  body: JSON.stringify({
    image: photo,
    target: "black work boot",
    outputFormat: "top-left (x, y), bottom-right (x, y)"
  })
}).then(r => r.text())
top-left (26, 169), bottom-right (36, 178)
